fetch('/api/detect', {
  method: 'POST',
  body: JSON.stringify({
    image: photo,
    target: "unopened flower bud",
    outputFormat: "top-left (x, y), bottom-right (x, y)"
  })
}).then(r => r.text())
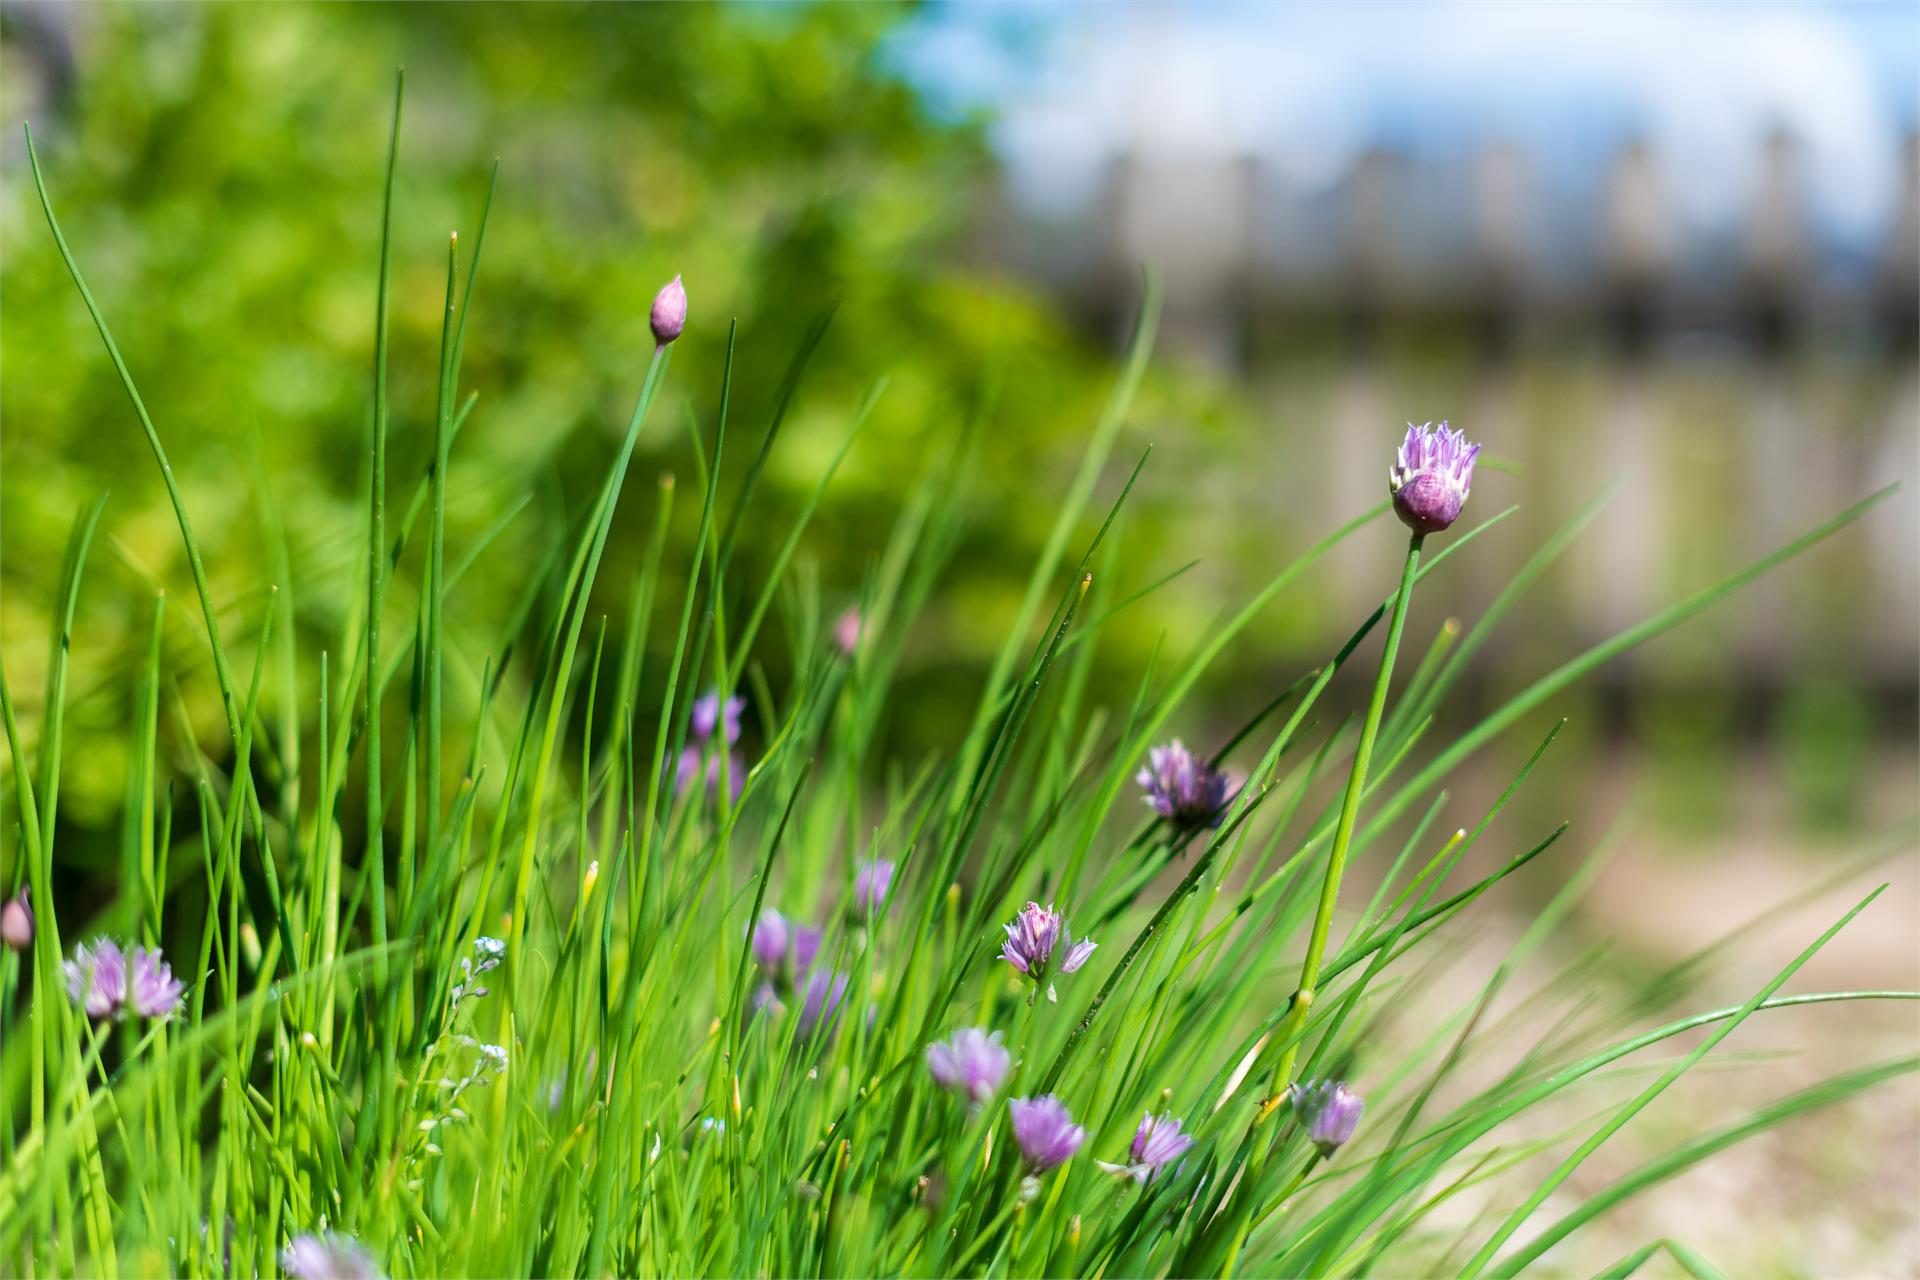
top-left (650, 275), bottom-right (687, 345)
top-left (1291, 1079), bottom-right (1365, 1156)
top-left (1, 889), bottom-right (33, 951)
top-left (832, 607), bottom-right (863, 659)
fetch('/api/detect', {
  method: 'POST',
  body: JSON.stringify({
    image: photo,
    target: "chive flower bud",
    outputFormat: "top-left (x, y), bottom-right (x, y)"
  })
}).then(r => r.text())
top-left (1, 889), bottom-right (32, 951)
top-left (832, 607), bottom-right (863, 659)
top-left (1389, 421), bottom-right (1480, 534)
top-left (650, 275), bottom-right (687, 346)
top-left (1291, 1079), bottom-right (1365, 1155)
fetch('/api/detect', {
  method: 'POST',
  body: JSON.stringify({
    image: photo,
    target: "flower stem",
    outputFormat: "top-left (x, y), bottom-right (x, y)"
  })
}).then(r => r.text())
top-left (1194, 531), bottom-right (1425, 1279)
top-left (1267, 530), bottom-right (1424, 1102)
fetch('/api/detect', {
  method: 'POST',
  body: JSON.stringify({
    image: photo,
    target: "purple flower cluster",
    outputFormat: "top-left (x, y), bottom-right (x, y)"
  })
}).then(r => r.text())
top-left (923, 900), bottom-right (1212, 1186)
top-left (63, 938), bottom-right (184, 1022)
top-left (926, 889), bottom-right (1198, 1181)
top-left (676, 689), bottom-right (746, 802)
top-left (1136, 740), bottom-right (1238, 830)
top-left (1291, 1079), bottom-right (1365, 1155)
top-left (1389, 421), bottom-right (1480, 535)
top-left (1000, 902), bottom-right (1097, 984)
top-left (748, 907), bottom-right (847, 1039)
top-left (750, 908), bottom-right (821, 989)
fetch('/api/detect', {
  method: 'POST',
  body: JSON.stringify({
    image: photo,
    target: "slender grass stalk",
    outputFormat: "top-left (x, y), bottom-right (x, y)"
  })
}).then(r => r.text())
top-left (1267, 531), bottom-right (1425, 1105)
top-left (424, 230), bottom-right (459, 924)
top-left (365, 70), bottom-right (403, 997)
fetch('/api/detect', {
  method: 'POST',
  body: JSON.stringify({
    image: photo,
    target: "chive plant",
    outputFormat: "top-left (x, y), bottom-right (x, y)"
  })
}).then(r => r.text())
top-left (2, 85), bottom-right (1913, 1280)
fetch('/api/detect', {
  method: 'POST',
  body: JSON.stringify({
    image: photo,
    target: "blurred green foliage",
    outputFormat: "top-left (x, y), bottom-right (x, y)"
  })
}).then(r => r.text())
top-left (3, 2), bottom-right (1201, 823)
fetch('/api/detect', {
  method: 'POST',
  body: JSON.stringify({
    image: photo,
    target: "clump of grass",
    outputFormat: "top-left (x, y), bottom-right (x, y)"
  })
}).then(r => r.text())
top-left (2, 82), bottom-right (1912, 1280)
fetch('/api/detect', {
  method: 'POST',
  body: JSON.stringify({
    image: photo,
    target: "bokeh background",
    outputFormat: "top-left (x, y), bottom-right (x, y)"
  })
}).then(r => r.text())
top-left (3, 2), bottom-right (1917, 1272)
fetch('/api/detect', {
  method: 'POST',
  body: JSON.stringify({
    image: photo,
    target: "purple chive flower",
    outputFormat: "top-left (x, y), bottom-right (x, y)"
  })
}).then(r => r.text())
top-left (751, 909), bottom-right (792, 973)
top-left (790, 923), bottom-right (823, 979)
top-left (1098, 1111), bottom-right (1196, 1184)
top-left (1131, 1112), bottom-right (1195, 1172)
top-left (1000, 902), bottom-right (1097, 983)
top-left (1136, 740), bottom-right (1238, 830)
top-left (796, 968), bottom-right (849, 1039)
top-left (649, 275), bottom-right (687, 346)
top-left (852, 860), bottom-right (896, 919)
top-left (64, 939), bottom-right (128, 1020)
top-left (65, 939), bottom-right (184, 1022)
top-left (128, 946), bottom-right (185, 1020)
top-left (281, 1233), bottom-right (383, 1280)
top-left (676, 690), bottom-right (747, 801)
top-left (1389, 421), bottom-right (1480, 535)
top-left (1009, 1094), bottom-right (1088, 1172)
top-left (1291, 1080), bottom-right (1365, 1155)
top-left (690, 691), bottom-right (744, 747)
top-left (925, 1027), bottom-right (1012, 1105)
top-left (748, 911), bottom-right (824, 1001)
top-left (832, 607), bottom-right (863, 659)
top-left (675, 748), bottom-right (746, 801)
top-left (2, 888), bottom-right (33, 951)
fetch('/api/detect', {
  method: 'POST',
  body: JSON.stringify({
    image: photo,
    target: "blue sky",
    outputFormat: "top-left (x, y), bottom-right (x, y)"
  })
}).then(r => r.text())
top-left (886, 2), bottom-right (1919, 255)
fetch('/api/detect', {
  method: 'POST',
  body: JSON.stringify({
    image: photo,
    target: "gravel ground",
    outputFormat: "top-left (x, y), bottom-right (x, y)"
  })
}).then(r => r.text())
top-left (1360, 750), bottom-right (1920, 1278)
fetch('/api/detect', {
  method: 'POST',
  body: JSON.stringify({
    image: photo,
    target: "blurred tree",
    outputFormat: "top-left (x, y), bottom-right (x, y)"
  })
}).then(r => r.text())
top-left (1, 2), bottom-right (1154, 823)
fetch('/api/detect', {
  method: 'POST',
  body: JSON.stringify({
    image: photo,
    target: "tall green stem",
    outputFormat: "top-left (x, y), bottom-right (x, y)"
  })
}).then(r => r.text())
top-left (366, 73), bottom-right (403, 991)
top-left (424, 231), bottom-right (457, 913)
top-left (1270, 530), bottom-right (1423, 1096)
top-left (1197, 531), bottom-right (1424, 1280)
